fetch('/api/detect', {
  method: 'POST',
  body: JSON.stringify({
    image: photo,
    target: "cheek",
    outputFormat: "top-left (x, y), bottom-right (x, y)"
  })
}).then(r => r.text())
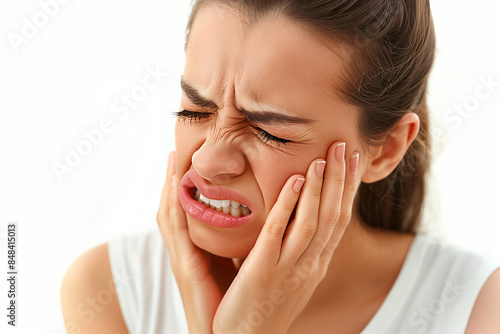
top-left (250, 151), bottom-right (312, 212)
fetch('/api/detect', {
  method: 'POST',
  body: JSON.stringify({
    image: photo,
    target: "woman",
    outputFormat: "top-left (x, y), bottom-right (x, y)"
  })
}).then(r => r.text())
top-left (61, 0), bottom-right (500, 333)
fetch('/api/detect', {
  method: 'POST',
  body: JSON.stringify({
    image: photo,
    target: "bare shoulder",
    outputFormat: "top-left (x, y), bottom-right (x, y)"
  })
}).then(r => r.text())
top-left (60, 242), bottom-right (129, 334)
top-left (465, 267), bottom-right (500, 334)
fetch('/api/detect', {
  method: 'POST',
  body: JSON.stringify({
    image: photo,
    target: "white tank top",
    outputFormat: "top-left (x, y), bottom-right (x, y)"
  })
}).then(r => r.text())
top-left (108, 229), bottom-right (499, 334)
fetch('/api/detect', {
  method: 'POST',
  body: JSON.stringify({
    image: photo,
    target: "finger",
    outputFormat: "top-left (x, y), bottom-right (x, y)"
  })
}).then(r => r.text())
top-left (251, 175), bottom-right (305, 266)
top-left (280, 158), bottom-right (326, 264)
top-left (168, 174), bottom-right (197, 254)
top-left (320, 151), bottom-right (359, 264)
top-left (299, 142), bottom-right (346, 262)
top-left (157, 151), bottom-right (176, 243)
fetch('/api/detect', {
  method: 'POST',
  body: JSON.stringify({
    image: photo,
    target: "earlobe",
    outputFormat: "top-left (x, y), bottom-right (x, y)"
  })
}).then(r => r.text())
top-left (361, 112), bottom-right (420, 184)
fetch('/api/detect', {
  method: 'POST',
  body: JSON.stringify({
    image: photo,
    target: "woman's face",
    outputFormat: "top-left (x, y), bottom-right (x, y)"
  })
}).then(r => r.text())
top-left (175, 4), bottom-right (365, 258)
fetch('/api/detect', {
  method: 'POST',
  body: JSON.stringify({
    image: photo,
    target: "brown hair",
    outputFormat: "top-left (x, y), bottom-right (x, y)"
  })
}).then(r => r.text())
top-left (185, 0), bottom-right (436, 234)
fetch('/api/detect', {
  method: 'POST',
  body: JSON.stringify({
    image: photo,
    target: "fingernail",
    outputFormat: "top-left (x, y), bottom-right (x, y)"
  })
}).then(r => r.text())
top-left (335, 143), bottom-right (345, 163)
top-left (316, 160), bottom-right (326, 178)
top-left (293, 178), bottom-right (305, 193)
top-left (350, 153), bottom-right (359, 173)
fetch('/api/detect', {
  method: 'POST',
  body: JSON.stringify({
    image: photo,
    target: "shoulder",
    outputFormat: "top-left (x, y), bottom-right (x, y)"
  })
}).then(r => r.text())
top-left (465, 267), bottom-right (500, 334)
top-left (60, 242), bottom-right (129, 334)
top-left (415, 235), bottom-right (500, 333)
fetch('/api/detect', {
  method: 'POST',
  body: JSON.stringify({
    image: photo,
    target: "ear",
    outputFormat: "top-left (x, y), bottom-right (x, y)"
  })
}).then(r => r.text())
top-left (361, 112), bottom-right (420, 184)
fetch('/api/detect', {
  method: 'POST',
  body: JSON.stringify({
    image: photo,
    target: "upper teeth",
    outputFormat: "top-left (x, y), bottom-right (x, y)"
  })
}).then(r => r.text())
top-left (194, 189), bottom-right (251, 217)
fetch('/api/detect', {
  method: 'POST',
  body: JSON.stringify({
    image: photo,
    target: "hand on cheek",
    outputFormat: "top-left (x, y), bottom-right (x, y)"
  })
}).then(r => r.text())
top-left (157, 152), bottom-right (237, 334)
top-left (213, 141), bottom-right (360, 334)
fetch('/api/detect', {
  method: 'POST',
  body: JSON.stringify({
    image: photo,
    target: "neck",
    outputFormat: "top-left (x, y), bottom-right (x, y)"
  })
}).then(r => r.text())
top-left (309, 209), bottom-right (415, 307)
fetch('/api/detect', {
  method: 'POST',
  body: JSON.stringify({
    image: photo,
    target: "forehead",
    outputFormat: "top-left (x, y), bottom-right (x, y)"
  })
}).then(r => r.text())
top-left (184, 4), bottom-right (349, 117)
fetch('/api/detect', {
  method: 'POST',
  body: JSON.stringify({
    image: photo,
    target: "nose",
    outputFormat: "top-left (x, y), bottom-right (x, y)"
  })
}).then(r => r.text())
top-left (191, 140), bottom-right (246, 184)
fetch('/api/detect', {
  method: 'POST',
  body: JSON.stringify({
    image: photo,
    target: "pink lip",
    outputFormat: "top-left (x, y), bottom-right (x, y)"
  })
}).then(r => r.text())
top-left (179, 170), bottom-right (255, 228)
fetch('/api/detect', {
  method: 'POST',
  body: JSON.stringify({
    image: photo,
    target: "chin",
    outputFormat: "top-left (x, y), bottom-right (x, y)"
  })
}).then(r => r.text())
top-left (186, 217), bottom-right (256, 258)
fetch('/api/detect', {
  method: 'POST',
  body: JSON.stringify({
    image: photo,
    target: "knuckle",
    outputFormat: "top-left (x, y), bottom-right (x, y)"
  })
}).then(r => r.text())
top-left (346, 182), bottom-right (356, 195)
top-left (331, 170), bottom-right (345, 185)
top-left (301, 221), bottom-right (318, 238)
top-left (323, 219), bottom-right (337, 233)
top-left (317, 235), bottom-right (331, 248)
top-left (309, 188), bottom-right (322, 199)
top-left (327, 209), bottom-right (341, 223)
top-left (267, 221), bottom-right (286, 236)
top-left (333, 175), bottom-right (345, 185)
top-left (282, 200), bottom-right (297, 212)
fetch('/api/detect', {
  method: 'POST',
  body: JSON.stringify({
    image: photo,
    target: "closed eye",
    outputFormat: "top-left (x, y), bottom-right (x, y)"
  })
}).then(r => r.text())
top-left (175, 109), bottom-right (290, 146)
top-left (256, 129), bottom-right (290, 146)
top-left (175, 109), bottom-right (213, 123)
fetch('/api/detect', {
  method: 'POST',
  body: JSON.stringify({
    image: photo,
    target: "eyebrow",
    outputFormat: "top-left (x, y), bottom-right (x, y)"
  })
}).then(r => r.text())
top-left (180, 78), bottom-right (314, 126)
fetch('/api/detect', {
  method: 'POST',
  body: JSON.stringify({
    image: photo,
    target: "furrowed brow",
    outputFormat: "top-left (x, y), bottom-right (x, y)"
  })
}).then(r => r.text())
top-left (181, 78), bottom-right (314, 126)
top-left (240, 109), bottom-right (313, 126)
top-left (180, 78), bottom-right (218, 109)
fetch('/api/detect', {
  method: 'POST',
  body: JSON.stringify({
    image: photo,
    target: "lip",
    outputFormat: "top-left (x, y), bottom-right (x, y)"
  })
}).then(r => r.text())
top-left (179, 169), bottom-right (255, 228)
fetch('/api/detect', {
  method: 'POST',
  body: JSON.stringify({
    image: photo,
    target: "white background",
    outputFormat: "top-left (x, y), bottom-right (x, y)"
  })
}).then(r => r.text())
top-left (0, 0), bottom-right (499, 333)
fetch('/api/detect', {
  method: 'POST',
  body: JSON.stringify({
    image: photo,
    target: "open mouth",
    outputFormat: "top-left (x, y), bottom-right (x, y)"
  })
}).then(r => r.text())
top-left (191, 187), bottom-right (252, 218)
